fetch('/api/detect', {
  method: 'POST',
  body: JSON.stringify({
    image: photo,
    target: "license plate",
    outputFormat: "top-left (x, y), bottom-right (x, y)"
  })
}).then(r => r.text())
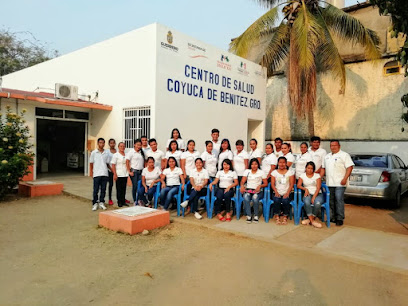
top-left (350, 175), bottom-right (362, 182)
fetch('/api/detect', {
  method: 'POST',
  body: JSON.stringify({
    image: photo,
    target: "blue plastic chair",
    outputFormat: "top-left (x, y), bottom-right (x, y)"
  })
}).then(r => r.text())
top-left (134, 181), bottom-right (161, 209)
top-left (297, 183), bottom-right (330, 228)
top-left (208, 184), bottom-right (239, 219)
top-left (181, 181), bottom-right (211, 218)
top-left (263, 184), bottom-right (297, 223)
top-left (236, 186), bottom-right (269, 220)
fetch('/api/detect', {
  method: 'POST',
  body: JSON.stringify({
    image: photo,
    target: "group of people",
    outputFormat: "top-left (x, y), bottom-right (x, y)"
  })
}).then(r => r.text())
top-left (90, 129), bottom-right (354, 227)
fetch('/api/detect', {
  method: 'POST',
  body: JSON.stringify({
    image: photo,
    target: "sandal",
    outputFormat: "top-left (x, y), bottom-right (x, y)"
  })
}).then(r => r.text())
top-left (225, 213), bottom-right (232, 222)
top-left (217, 214), bottom-right (226, 222)
top-left (312, 221), bottom-right (322, 228)
top-left (301, 219), bottom-right (310, 225)
top-left (281, 216), bottom-right (288, 225)
top-left (274, 215), bottom-right (281, 225)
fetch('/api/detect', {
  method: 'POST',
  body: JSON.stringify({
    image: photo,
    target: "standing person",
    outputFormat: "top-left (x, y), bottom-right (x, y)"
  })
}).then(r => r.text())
top-left (141, 135), bottom-right (151, 155)
top-left (180, 158), bottom-right (209, 220)
top-left (201, 141), bottom-right (218, 180)
top-left (233, 140), bottom-right (249, 184)
top-left (166, 128), bottom-right (186, 151)
top-left (160, 157), bottom-right (185, 210)
top-left (249, 138), bottom-right (263, 164)
top-left (126, 139), bottom-right (145, 204)
top-left (321, 140), bottom-right (354, 226)
top-left (146, 138), bottom-right (165, 170)
top-left (209, 159), bottom-right (238, 221)
top-left (297, 161), bottom-right (324, 228)
top-left (164, 140), bottom-right (182, 166)
top-left (295, 142), bottom-right (313, 179)
top-left (137, 157), bottom-right (161, 206)
top-left (217, 139), bottom-right (233, 170)
top-left (309, 136), bottom-right (327, 175)
top-left (90, 138), bottom-right (110, 211)
top-left (262, 143), bottom-right (277, 180)
top-left (281, 143), bottom-right (295, 168)
top-left (211, 128), bottom-right (221, 155)
top-left (107, 138), bottom-right (117, 205)
top-left (111, 142), bottom-right (129, 208)
top-left (271, 157), bottom-right (295, 225)
top-left (240, 158), bottom-right (268, 224)
top-left (180, 140), bottom-right (200, 180)
top-left (274, 137), bottom-right (284, 158)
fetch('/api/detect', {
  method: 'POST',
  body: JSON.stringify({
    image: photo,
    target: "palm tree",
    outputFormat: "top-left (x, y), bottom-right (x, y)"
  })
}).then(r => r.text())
top-left (229, 0), bottom-right (381, 135)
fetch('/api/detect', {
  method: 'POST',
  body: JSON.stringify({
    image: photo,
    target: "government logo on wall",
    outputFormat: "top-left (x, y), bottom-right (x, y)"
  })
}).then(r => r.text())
top-left (238, 61), bottom-right (249, 76)
top-left (217, 54), bottom-right (231, 70)
top-left (167, 31), bottom-right (173, 44)
top-left (161, 30), bottom-right (178, 52)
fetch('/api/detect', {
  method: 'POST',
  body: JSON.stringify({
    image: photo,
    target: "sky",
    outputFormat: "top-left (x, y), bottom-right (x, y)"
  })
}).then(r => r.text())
top-left (1, 0), bottom-right (360, 56)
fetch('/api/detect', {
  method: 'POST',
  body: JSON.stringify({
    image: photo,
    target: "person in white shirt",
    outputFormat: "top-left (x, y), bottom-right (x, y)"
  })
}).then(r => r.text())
top-left (90, 138), bottom-right (110, 211)
top-left (209, 159), bottom-right (238, 222)
top-left (262, 143), bottom-right (277, 180)
top-left (111, 142), bottom-right (129, 208)
top-left (146, 138), bottom-right (165, 170)
top-left (107, 138), bottom-right (116, 206)
top-left (201, 141), bottom-right (218, 180)
top-left (233, 139), bottom-right (249, 184)
top-left (166, 128), bottom-right (186, 151)
top-left (295, 142), bottom-right (313, 179)
top-left (211, 128), bottom-right (221, 155)
top-left (249, 138), bottom-right (263, 165)
top-left (297, 161), bottom-right (324, 228)
top-left (271, 157), bottom-right (295, 225)
top-left (281, 143), bottom-right (295, 167)
top-left (240, 158), bottom-right (268, 224)
top-left (274, 137), bottom-right (284, 158)
top-left (164, 140), bottom-right (183, 167)
top-left (217, 139), bottom-right (234, 170)
top-left (141, 135), bottom-right (151, 155)
top-left (160, 157), bottom-right (185, 210)
top-left (180, 158), bottom-right (209, 220)
top-left (126, 138), bottom-right (145, 204)
top-left (308, 136), bottom-right (327, 175)
top-left (137, 157), bottom-right (161, 207)
top-left (321, 140), bottom-right (354, 226)
top-left (180, 140), bottom-right (200, 179)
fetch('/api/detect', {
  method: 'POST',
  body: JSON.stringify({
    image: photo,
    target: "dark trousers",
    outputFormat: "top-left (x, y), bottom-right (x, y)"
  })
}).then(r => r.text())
top-left (272, 196), bottom-right (291, 216)
top-left (137, 185), bottom-right (158, 204)
top-left (93, 176), bottom-right (108, 204)
top-left (108, 171), bottom-right (114, 200)
top-left (188, 188), bottom-right (207, 213)
top-left (214, 188), bottom-right (234, 214)
top-left (116, 176), bottom-right (128, 206)
top-left (130, 169), bottom-right (142, 202)
top-left (329, 187), bottom-right (346, 221)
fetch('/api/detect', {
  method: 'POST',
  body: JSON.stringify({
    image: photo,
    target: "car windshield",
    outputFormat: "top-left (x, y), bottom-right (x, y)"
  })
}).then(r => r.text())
top-left (351, 155), bottom-right (388, 168)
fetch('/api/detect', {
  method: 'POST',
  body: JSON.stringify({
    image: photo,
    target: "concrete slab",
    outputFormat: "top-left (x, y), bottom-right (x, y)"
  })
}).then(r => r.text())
top-left (18, 181), bottom-right (63, 197)
top-left (316, 227), bottom-right (408, 271)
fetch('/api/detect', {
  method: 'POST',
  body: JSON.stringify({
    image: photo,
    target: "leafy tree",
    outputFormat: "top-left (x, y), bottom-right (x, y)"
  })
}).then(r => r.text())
top-left (229, 0), bottom-right (381, 135)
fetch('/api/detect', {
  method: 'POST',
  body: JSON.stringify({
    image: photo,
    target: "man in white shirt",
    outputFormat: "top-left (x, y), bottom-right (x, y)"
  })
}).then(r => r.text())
top-left (106, 138), bottom-right (116, 205)
top-left (211, 128), bottom-right (221, 155)
top-left (141, 135), bottom-right (151, 155)
top-left (321, 140), bottom-right (354, 226)
top-left (146, 138), bottom-right (165, 169)
top-left (274, 137), bottom-right (284, 157)
top-left (89, 138), bottom-right (110, 211)
top-left (308, 136), bottom-right (327, 175)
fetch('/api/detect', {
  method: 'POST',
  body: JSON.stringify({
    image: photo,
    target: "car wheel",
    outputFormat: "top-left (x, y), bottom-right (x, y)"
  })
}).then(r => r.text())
top-left (392, 187), bottom-right (401, 208)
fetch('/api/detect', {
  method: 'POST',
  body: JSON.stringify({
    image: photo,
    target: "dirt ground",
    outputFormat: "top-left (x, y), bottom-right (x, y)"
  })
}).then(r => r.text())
top-left (1, 195), bottom-right (408, 306)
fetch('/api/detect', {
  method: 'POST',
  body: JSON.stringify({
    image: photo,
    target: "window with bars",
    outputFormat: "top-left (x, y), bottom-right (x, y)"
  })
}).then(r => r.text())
top-left (123, 106), bottom-right (151, 148)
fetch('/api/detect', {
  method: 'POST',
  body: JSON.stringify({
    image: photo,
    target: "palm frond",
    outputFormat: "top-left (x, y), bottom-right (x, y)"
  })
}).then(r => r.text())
top-left (253, 0), bottom-right (287, 9)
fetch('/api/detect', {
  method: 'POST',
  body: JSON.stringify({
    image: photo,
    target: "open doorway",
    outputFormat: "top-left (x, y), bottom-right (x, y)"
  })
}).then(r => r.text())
top-left (247, 119), bottom-right (264, 149)
top-left (36, 119), bottom-right (86, 178)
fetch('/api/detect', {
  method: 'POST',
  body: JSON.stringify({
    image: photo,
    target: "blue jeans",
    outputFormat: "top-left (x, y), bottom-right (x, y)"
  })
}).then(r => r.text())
top-left (303, 193), bottom-right (324, 217)
top-left (188, 188), bottom-right (207, 213)
top-left (272, 196), bottom-right (291, 216)
top-left (93, 176), bottom-right (108, 204)
top-left (130, 170), bottom-right (142, 202)
top-left (214, 188), bottom-right (234, 214)
top-left (137, 185), bottom-right (157, 204)
top-left (243, 191), bottom-right (264, 217)
top-left (160, 186), bottom-right (179, 210)
top-left (329, 187), bottom-right (346, 221)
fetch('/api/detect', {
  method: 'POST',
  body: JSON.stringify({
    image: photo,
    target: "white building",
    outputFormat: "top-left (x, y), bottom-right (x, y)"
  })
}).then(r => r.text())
top-left (0, 23), bottom-right (267, 179)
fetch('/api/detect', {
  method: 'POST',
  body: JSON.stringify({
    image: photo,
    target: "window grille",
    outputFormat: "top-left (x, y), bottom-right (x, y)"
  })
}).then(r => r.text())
top-left (123, 106), bottom-right (151, 148)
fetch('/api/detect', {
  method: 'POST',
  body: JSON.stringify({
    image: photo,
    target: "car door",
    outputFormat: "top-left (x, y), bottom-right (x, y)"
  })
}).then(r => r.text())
top-left (396, 156), bottom-right (408, 192)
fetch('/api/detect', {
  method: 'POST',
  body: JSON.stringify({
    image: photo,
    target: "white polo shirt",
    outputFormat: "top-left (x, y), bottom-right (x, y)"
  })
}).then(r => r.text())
top-left (106, 149), bottom-right (116, 172)
top-left (295, 152), bottom-right (313, 179)
top-left (249, 148), bottom-right (263, 160)
top-left (166, 138), bottom-right (186, 151)
top-left (271, 169), bottom-right (295, 195)
top-left (283, 152), bottom-right (295, 164)
top-left (90, 149), bottom-right (110, 177)
top-left (162, 167), bottom-right (183, 186)
top-left (323, 150), bottom-right (354, 187)
top-left (243, 169), bottom-right (267, 189)
top-left (309, 147), bottom-right (327, 171)
top-left (165, 150), bottom-right (182, 166)
top-left (142, 145), bottom-right (151, 155)
top-left (262, 153), bottom-right (277, 174)
top-left (300, 173), bottom-right (321, 195)
top-left (201, 151), bottom-right (218, 177)
top-left (190, 168), bottom-right (209, 187)
top-left (126, 149), bottom-right (145, 170)
top-left (181, 150), bottom-right (201, 176)
top-left (216, 170), bottom-right (238, 189)
top-left (142, 167), bottom-right (161, 186)
top-left (110, 152), bottom-right (128, 177)
top-left (218, 150), bottom-right (234, 170)
top-left (212, 140), bottom-right (221, 155)
top-left (233, 150), bottom-right (249, 176)
top-left (147, 149), bottom-right (164, 168)
top-left (275, 150), bottom-right (284, 158)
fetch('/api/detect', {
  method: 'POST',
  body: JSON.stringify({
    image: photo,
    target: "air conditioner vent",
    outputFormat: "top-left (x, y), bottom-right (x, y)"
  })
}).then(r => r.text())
top-left (55, 83), bottom-right (78, 100)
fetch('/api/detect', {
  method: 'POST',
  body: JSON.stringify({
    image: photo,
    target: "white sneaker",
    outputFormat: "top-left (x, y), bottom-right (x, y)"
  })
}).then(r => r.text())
top-left (302, 219), bottom-right (311, 225)
top-left (194, 212), bottom-right (203, 220)
top-left (180, 200), bottom-right (189, 208)
top-left (99, 203), bottom-right (107, 210)
top-left (92, 203), bottom-right (99, 211)
top-left (253, 216), bottom-right (259, 223)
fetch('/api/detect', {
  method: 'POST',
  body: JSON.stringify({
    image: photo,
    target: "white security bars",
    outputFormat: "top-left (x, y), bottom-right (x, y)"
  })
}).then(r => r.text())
top-left (123, 106), bottom-right (151, 148)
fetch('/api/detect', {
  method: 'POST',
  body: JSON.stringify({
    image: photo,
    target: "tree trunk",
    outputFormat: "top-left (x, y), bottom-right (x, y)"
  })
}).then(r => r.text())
top-left (307, 107), bottom-right (315, 136)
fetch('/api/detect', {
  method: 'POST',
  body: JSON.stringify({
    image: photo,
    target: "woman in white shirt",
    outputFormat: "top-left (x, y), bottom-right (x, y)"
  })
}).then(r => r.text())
top-left (249, 138), bottom-right (263, 165)
top-left (111, 142), bottom-right (129, 208)
top-left (166, 128), bottom-right (186, 151)
top-left (233, 139), bottom-right (249, 184)
top-left (281, 143), bottom-right (295, 168)
top-left (271, 156), bottom-right (295, 225)
top-left (262, 143), bottom-right (277, 180)
top-left (217, 139), bottom-right (233, 170)
top-left (137, 157), bottom-right (162, 207)
top-left (180, 140), bottom-right (200, 180)
top-left (240, 158), bottom-right (268, 224)
top-left (201, 141), bottom-right (218, 180)
top-left (180, 158), bottom-right (209, 220)
top-left (160, 157), bottom-right (185, 210)
top-left (126, 138), bottom-right (145, 204)
top-left (295, 142), bottom-right (313, 179)
top-left (164, 140), bottom-right (183, 166)
top-left (297, 161), bottom-right (324, 228)
top-left (209, 159), bottom-right (238, 222)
